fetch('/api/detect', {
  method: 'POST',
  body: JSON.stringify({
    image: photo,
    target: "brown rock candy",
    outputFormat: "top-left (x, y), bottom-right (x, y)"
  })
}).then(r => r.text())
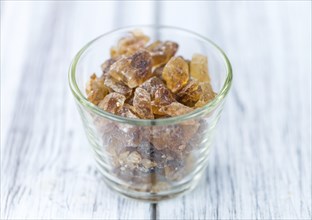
top-left (152, 66), bottom-right (164, 79)
top-left (98, 92), bottom-right (126, 114)
top-left (104, 76), bottom-right (132, 98)
top-left (176, 78), bottom-right (201, 107)
top-left (133, 87), bottom-right (154, 119)
top-left (151, 86), bottom-right (175, 115)
top-left (117, 104), bottom-right (139, 119)
top-left (158, 102), bottom-right (193, 117)
top-left (86, 73), bottom-right (109, 105)
top-left (101, 58), bottom-right (117, 78)
top-left (147, 41), bottom-right (178, 67)
top-left (139, 76), bottom-right (164, 99)
top-left (195, 82), bottom-right (216, 107)
top-left (109, 50), bottom-right (152, 88)
top-left (162, 56), bottom-right (189, 93)
top-left (190, 53), bottom-right (211, 82)
top-left (110, 30), bottom-right (150, 58)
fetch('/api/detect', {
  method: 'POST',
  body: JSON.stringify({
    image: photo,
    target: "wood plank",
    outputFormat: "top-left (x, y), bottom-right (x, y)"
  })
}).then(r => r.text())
top-left (157, 1), bottom-right (311, 219)
top-left (1, 1), bottom-right (153, 219)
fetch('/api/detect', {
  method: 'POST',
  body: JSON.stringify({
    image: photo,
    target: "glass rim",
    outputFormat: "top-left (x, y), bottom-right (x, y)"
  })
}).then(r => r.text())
top-left (68, 25), bottom-right (233, 126)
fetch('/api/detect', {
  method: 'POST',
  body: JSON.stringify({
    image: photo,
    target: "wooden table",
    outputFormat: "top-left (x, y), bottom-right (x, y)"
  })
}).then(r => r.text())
top-left (1, 1), bottom-right (311, 219)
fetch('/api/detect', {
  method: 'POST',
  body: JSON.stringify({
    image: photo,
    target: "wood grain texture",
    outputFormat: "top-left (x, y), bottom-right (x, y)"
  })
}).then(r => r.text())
top-left (1, 1), bottom-right (311, 220)
top-left (157, 1), bottom-right (312, 219)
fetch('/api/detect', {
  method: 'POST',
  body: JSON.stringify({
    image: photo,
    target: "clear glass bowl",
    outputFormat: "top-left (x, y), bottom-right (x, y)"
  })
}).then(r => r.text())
top-left (69, 26), bottom-right (232, 201)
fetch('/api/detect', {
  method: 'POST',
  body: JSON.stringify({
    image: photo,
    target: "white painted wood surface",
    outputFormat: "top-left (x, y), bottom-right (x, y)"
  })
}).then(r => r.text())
top-left (1, 1), bottom-right (311, 219)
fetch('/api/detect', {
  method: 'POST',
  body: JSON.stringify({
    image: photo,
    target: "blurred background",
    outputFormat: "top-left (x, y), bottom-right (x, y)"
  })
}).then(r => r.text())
top-left (1, 1), bottom-right (311, 219)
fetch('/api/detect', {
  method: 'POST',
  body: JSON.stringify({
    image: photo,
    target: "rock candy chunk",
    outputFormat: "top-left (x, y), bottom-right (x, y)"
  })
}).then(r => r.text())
top-left (147, 41), bottom-right (178, 67)
top-left (152, 66), bottom-right (164, 79)
top-left (98, 92), bottom-right (126, 114)
top-left (109, 50), bottom-right (152, 88)
top-left (110, 30), bottom-right (150, 58)
top-left (151, 87), bottom-right (175, 115)
top-left (162, 56), bottom-right (189, 93)
top-left (133, 87), bottom-right (154, 119)
top-left (86, 73), bottom-right (109, 105)
top-left (101, 58), bottom-right (117, 78)
top-left (176, 78), bottom-right (201, 107)
top-left (104, 76), bottom-right (132, 98)
top-left (194, 82), bottom-right (216, 107)
top-left (117, 104), bottom-right (139, 119)
top-left (158, 102), bottom-right (193, 117)
top-left (150, 125), bottom-right (184, 150)
top-left (190, 53), bottom-right (211, 82)
top-left (139, 76), bottom-right (164, 99)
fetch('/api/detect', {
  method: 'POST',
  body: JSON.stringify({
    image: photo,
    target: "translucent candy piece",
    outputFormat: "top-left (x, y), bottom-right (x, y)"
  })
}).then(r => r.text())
top-left (190, 53), bottom-right (211, 82)
top-left (101, 58), bottom-right (116, 78)
top-left (110, 30), bottom-right (150, 58)
top-left (86, 73), bottom-right (109, 105)
top-left (158, 102), bottom-right (193, 117)
top-left (139, 76), bottom-right (164, 99)
top-left (133, 87), bottom-right (154, 119)
top-left (104, 76), bottom-right (132, 98)
top-left (109, 50), bottom-right (152, 88)
top-left (151, 86), bottom-right (175, 115)
top-left (147, 41), bottom-right (178, 67)
top-left (152, 66), bottom-right (164, 79)
top-left (117, 104), bottom-right (139, 119)
top-left (151, 125), bottom-right (187, 150)
top-left (194, 82), bottom-right (216, 107)
top-left (98, 92), bottom-right (126, 114)
top-left (162, 56), bottom-right (189, 93)
top-left (176, 78), bottom-right (201, 106)
top-left (125, 151), bottom-right (142, 170)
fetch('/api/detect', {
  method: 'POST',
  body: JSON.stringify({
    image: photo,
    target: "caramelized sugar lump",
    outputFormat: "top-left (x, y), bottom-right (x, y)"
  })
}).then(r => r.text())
top-left (98, 92), bottom-right (126, 114)
top-left (158, 102), bottom-right (193, 117)
top-left (152, 66), bottom-right (164, 79)
top-left (104, 76), bottom-right (132, 98)
top-left (162, 56), bottom-right (189, 93)
top-left (195, 82), bottom-right (216, 108)
top-left (176, 78), bottom-right (201, 107)
top-left (190, 53), bottom-right (211, 82)
top-left (117, 104), bottom-right (139, 119)
top-left (101, 58), bottom-right (117, 78)
top-left (147, 41), bottom-right (178, 67)
top-left (139, 76), bottom-right (165, 99)
top-left (133, 87), bottom-right (154, 119)
top-left (110, 30), bottom-right (150, 58)
top-left (151, 86), bottom-right (175, 115)
top-left (109, 50), bottom-right (152, 88)
top-left (86, 73), bottom-right (109, 105)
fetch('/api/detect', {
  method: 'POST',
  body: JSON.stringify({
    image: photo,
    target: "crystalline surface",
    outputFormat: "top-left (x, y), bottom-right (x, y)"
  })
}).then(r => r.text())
top-left (139, 76), bottom-right (164, 99)
top-left (109, 50), bottom-right (152, 88)
top-left (147, 41), bottom-right (178, 67)
top-left (151, 86), bottom-right (175, 115)
top-left (162, 56), bottom-right (189, 93)
top-left (104, 76), bottom-right (132, 98)
top-left (117, 104), bottom-right (139, 119)
top-left (101, 58), bottom-right (117, 78)
top-left (158, 102), bottom-right (193, 117)
top-left (98, 92), bottom-right (126, 114)
top-left (152, 66), bottom-right (164, 79)
top-left (190, 53), bottom-right (211, 82)
top-left (110, 30), bottom-right (150, 58)
top-left (133, 87), bottom-right (154, 119)
top-left (86, 73), bottom-right (109, 105)
top-left (176, 78), bottom-right (201, 106)
top-left (195, 82), bottom-right (216, 107)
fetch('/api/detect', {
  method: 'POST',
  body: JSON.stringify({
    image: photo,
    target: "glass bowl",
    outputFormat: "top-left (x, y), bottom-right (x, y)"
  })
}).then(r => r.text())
top-left (69, 26), bottom-right (232, 201)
